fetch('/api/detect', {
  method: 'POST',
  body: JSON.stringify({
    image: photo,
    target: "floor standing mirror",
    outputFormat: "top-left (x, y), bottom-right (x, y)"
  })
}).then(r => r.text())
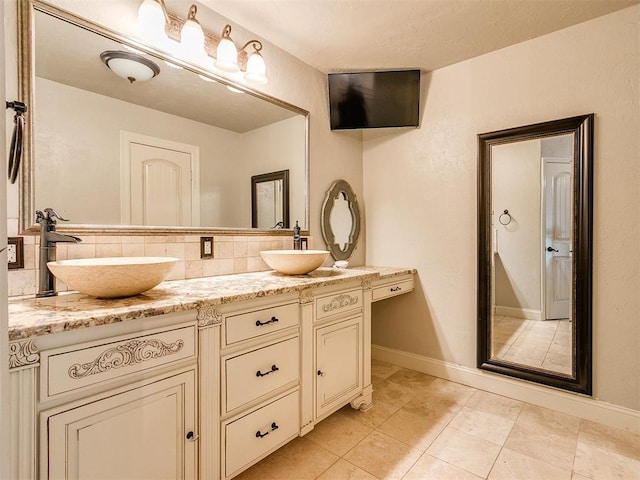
top-left (477, 114), bottom-right (593, 394)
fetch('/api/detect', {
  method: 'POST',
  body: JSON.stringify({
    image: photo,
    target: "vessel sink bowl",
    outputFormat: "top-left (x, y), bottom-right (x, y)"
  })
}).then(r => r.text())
top-left (47, 257), bottom-right (179, 298)
top-left (260, 250), bottom-right (330, 275)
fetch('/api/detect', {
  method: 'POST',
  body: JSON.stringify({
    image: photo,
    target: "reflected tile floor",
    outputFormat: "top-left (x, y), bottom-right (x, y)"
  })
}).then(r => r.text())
top-left (491, 315), bottom-right (573, 375)
top-left (235, 360), bottom-right (640, 480)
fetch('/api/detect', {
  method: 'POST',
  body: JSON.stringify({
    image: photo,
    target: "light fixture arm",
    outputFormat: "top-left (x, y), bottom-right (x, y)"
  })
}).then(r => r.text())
top-left (240, 39), bottom-right (263, 53)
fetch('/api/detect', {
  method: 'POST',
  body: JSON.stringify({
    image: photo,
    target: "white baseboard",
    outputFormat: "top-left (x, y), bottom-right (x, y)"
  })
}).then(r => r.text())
top-left (372, 344), bottom-right (640, 434)
top-left (494, 305), bottom-right (542, 320)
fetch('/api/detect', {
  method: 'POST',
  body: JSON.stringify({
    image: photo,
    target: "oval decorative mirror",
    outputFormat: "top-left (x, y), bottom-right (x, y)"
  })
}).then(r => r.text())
top-left (321, 180), bottom-right (361, 260)
top-left (477, 114), bottom-right (593, 395)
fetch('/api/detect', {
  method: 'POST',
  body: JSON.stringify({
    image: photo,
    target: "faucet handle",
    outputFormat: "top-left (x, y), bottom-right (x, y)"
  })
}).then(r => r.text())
top-left (43, 208), bottom-right (69, 222)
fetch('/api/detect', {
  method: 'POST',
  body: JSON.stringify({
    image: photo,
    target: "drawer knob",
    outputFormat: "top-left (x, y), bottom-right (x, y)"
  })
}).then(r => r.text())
top-left (186, 431), bottom-right (199, 442)
top-left (390, 286), bottom-right (402, 292)
top-left (256, 364), bottom-right (279, 377)
top-left (256, 316), bottom-right (279, 327)
top-left (317, 370), bottom-right (326, 377)
top-left (256, 422), bottom-right (279, 438)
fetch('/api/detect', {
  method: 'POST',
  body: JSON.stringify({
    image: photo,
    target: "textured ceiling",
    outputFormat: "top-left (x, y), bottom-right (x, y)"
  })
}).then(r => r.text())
top-left (199, 0), bottom-right (638, 73)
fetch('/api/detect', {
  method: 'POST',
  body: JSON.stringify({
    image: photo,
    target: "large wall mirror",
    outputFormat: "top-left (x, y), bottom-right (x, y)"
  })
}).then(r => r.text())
top-left (477, 114), bottom-right (593, 395)
top-left (16, 0), bottom-right (309, 234)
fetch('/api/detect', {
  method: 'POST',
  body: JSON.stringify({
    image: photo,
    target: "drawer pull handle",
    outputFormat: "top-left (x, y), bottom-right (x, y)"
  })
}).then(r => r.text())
top-left (186, 431), bottom-right (199, 442)
top-left (317, 370), bottom-right (326, 377)
top-left (390, 286), bottom-right (402, 292)
top-left (256, 364), bottom-right (279, 377)
top-left (256, 316), bottom-right (279, 327)
top-left (256, 422), bottom-right (279, 438)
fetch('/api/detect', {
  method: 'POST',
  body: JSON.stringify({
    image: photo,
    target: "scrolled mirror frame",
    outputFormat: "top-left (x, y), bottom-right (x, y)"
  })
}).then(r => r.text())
top-left (16, 0), bottom-right (310, 236)
top-left (477, 114), bottom-right (593, 395)
top-left (321, 179), bottom-right (361, 261)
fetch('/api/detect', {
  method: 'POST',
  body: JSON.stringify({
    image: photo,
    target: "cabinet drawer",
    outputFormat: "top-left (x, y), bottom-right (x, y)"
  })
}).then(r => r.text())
top-left (225, 303), bottom-right (299, 346)
top-left (372, 278), bottom-right (414, 302)
top-left (41, 325), bottom-right (196, 401)
top-left (224, 337), bottom-right (299, 413)
top-left (316, 289), bottom-right (363, 321)
top-left (224, 390), bottom-right (299, 478)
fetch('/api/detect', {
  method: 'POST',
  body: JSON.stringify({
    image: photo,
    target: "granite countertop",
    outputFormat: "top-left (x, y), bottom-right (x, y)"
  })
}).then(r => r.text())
top-left (8, 266), bottom-right (415, 341)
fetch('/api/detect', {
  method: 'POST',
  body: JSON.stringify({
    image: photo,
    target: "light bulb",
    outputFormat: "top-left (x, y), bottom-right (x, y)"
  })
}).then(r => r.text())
top-left (181, 5), bottom-right (209, 63)
top-left (214, 26), bottom-right (240, 73)
top-left (137, 0), bottom-right (168, 44)
top-left (244, 51), bottom-right (267, 84)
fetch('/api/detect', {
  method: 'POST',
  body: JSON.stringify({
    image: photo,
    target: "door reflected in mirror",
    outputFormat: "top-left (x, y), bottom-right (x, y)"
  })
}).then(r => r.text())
top-left (477, 114), bottom-right (593, 395)
top-left (251, 170), bottom-right (289, 229)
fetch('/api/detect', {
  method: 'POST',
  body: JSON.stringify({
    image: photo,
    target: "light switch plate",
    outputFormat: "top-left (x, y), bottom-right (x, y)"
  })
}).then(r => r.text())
top-left (8, 237), bottom-right (24, 269)
top-left (200, 237), bottom-right (213, 259)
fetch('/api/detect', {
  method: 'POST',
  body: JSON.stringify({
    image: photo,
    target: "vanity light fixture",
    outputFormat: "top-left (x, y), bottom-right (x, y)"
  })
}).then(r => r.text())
top-left (136, 0), bottom-right (268, 84)
top-left (100, 50), bottom-right (160, 84)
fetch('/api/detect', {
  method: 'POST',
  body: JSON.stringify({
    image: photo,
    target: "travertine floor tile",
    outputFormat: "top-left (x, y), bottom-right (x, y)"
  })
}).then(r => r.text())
top-left (573, 440), bottom-right (640, 479)
top-left (306, 411), bottom-right (373, 456)
top-left (339, 400), bottom-right (400, 429)
top-left (259, 436), bottom-right (339, 479)
top-left (578, 419), bottom-right (640, 460)
top-left (403, 453), bottom-right (483, 480)
top-left (448, 406), bottom-right (515, 446)
top-left (426, 426), bottom-right (501, 478)
top-left (371, 360), bottom-right (401, 379)
top-left (504, 417), bottom-right (578, 470)
top-left (420, 378), bottom-right (477, 404)
top-left (488, 447), bottom-right (572, 479)
top-left (377, 408), bottom-right (445, 451)
top-left (371, 379), bottom-right (417, 407)
top-left (402, 391), bottom-right (462, 424)
top-left (517, 404), bottom-right (580, 433)
top-left (344, 431), bottom-right (422, 480)
top-left (384, 368), bottom-right (436, 390)
top-left (315, 459), bottom-right (379, 480)
top-left (464, 390), bottom-right (523, 421)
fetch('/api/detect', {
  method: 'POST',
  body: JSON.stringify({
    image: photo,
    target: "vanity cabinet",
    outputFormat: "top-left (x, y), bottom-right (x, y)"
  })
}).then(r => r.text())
top-left (218, 295), bottom-right (301, 479)
top-left (28, 312), bottom-right (199, 480)
top-left (313, 287), bottom-right (365, 421)
top-left (43, 368), bottom-right (197, 479)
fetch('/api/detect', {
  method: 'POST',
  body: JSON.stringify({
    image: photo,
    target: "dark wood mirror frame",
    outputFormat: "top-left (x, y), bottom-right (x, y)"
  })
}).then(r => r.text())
top-left (251, 170), bottom-right (290, 229)
top-left (477, 114), bottom-right (593, 395)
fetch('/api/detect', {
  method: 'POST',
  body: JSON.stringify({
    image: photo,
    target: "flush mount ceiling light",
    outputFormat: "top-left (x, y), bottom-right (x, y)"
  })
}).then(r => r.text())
top-left (136, 0), bottom-right (268, 84)
top-left (100, 50), bottom-right (160, 83)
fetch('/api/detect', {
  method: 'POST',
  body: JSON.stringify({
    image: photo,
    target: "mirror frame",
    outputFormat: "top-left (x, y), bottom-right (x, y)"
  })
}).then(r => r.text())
top-left (477, 114), bottom-right (593, 395)
top-left (251, 169), bottom-right (290, 229)
top-left (321, 179), bottom-right (361, 261)
top-left (17, 0), bottom-right (310, 236)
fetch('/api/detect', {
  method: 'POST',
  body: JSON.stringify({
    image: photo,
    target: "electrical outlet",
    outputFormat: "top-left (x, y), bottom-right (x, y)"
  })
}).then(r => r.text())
top-left (7, 237), bottom-right (24, 269)
top-left (200, 237), bottom-right (213, 259)
top-left (7, 244), bottom-right (17, 263)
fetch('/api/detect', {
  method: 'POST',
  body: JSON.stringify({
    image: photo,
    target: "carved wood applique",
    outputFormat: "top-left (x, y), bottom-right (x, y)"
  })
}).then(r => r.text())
top-left (9, 340), bottom-right (40, 369)
top-left (197, 307), bottom-right (222, 327)
top-left (322, 294), bottom-right (359, 313)
top-left (68, 338), bottom-right (184, 379)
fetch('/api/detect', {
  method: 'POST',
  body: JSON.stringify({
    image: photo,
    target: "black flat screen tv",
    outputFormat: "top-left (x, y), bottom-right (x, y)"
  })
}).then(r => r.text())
top-left (328, 69), bottom-right (420, 130)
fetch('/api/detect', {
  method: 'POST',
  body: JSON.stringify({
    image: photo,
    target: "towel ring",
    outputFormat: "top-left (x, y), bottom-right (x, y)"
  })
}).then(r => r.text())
top-left (499, 209), bottom-right (512, 226)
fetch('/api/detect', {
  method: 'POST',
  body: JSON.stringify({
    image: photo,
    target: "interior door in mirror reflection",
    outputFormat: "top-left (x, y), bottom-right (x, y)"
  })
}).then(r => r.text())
top-left (121, 133), bottom-right (200, 227)
top-left (544, 158), bottom-right (572, 320)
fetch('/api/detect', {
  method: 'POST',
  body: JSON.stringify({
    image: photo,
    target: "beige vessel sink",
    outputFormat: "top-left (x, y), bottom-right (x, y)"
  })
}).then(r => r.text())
top-left (47, 257), bottom-right (178, 298)
top-left (260, 250), bottom-right (330, 275)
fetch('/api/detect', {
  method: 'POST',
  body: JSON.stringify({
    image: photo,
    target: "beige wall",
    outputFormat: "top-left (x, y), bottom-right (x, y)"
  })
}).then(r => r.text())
top-left (365, 5), bottom-right (639, 410)
top-left (492, 139), bottom-right (541, 314)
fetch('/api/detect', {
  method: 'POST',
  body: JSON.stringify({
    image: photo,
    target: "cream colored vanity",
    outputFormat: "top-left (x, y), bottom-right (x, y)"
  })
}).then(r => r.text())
top-left (8, 267), bottom-right (413, 480)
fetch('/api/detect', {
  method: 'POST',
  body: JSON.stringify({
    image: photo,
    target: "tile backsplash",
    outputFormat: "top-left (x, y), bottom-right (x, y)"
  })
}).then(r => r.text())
top-left (8, 233), bottom-right (312, 297)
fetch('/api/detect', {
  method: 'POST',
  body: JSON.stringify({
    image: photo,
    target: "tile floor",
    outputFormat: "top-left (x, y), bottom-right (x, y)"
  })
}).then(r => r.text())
top-left (235, 360), bottom-right (640, 480)
top-left (491, 315), bottom-right (573, 375)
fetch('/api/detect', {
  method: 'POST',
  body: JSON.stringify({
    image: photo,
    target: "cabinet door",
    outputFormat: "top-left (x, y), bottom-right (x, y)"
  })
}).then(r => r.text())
top-left (45, 370), bottom-right (197, 480)
top-left (315, 316), bottom-right (362, 419)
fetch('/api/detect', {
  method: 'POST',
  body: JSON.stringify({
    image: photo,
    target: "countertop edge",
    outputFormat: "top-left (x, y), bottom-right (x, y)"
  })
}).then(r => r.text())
top-left (8, 266), bottom-right (415, 341)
